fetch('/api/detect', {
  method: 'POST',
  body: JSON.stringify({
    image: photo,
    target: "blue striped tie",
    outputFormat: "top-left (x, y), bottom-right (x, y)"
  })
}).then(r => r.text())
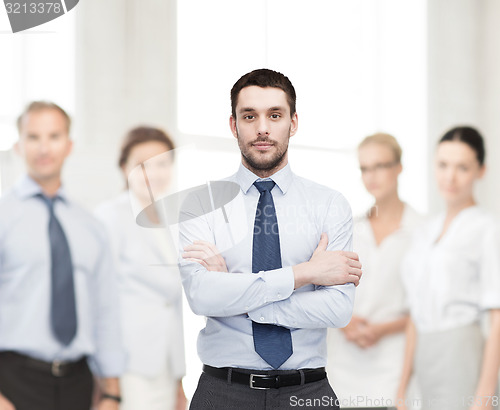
top-left (252, 180), bottom-right (293, 369)
top-left (38, 194), bottom-right (77, 346)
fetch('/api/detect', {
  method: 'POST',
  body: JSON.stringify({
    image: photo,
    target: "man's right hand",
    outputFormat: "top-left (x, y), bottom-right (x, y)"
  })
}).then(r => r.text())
top-left (0, 393), bottom-right (15, 410)
top-left (293, 233), bottom-right (362, 289)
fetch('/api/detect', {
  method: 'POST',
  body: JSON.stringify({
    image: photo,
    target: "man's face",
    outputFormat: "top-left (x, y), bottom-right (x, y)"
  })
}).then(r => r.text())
top-left (16, 109), bottom-right (72, 182)
top-left (230, 86), bottom-right (298, 173)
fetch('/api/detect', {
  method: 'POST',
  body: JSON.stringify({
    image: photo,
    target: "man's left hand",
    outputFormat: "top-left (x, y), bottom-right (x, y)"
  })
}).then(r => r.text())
top-left (182, 240), bottom-right (228, 272)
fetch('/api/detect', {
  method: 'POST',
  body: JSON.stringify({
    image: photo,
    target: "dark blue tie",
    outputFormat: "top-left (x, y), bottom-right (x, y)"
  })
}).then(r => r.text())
top-left (38, 194), bottom-right (77, 346)
top-left (252, 180), bottom-right (293, 369)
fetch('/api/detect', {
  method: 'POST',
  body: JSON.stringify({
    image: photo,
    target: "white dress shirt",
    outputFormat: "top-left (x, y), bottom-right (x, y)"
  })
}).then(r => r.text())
top-left (402, 205), bottom-right (500, 333)
top-left (0, 175), bottom-right (125, 377)
top-left (95, 192), bottom-right (186, 379)
top-left (178, 163), bottom-right (355, 370)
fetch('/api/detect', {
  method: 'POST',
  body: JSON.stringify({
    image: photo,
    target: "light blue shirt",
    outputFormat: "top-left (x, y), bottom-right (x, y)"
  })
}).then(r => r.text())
top-left (0, 175), bottom-right (125, 377)
top-left (179, 163), bottom-right (355, 370)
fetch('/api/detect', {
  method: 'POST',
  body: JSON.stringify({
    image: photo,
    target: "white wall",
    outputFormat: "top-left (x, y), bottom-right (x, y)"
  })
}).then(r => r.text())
top-left (427, 0), bottom-right (500, 216)
top-left (67, 0), bottom-right (178, 208)
top-left (478, 0), bottom-right (500, 216)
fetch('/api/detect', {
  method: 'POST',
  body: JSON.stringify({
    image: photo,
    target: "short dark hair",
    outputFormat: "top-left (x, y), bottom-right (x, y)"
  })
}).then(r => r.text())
top-left (230, 69), bottom-right (296, 118)
top-left (438, 126), bottom-right (486, 166)
top-left (17, 101), bottom-right (71, 133)
top-left (118, 126), bottom-right (176, 168)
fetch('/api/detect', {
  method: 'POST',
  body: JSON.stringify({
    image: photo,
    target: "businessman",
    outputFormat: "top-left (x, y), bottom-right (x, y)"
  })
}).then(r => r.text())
top-left (0, 102), bottom-right (125, 410)
top-left (179, 69), bottom-right (362, 409)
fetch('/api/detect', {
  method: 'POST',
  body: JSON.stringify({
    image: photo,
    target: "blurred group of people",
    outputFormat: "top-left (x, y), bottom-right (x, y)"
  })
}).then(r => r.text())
top-left (0, 102), bottom-right (186, 410)
top-left (327, 129), bottom-right (500, 410)
top-left (0, 96), bottom-right (499, 410)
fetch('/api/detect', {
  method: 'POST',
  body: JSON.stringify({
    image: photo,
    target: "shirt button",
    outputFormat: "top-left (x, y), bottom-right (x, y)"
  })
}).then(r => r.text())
top-left (277, 293), bottom-right (281, 298)
top-left (245, 306), bottom-right (249, 311)
top-left (260, 316), bottom-right (265, 321)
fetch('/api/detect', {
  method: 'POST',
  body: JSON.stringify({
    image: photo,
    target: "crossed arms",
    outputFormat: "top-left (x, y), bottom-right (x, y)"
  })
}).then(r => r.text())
top-left (178, 194), bottom-right (362, 329)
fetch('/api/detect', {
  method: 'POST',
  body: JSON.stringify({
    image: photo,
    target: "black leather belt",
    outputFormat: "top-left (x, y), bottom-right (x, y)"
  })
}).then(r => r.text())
top-left (203, 365), bottom-right (326, 390)
top-left (0, 351), bottom-right (88, 377)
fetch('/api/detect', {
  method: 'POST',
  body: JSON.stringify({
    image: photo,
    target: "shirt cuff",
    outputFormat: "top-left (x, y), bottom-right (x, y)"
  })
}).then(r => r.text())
top-left (262, 266), bottom-right (294, 303)
top-left (90, 349), bottom-right (127, 378)
top-left (247, 266), bottom-right (294, 324)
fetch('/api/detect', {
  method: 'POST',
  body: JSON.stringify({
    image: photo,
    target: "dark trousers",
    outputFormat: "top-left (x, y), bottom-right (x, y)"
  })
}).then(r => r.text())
top-left (190, 369), bottom-right (340, 409)
top-left (0, 351), bottom-right (93, 410)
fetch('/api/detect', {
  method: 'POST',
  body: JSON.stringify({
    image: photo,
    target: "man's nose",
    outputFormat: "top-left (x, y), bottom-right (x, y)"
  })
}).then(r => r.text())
top-left (38, 140), bottom-right (50, 154)
top-left (256, 118), bottom-right (270, 136)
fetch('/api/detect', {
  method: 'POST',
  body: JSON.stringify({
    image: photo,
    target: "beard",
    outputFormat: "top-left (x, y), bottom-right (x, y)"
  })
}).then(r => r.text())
top-left (237, 129), bottom-right (290, 173)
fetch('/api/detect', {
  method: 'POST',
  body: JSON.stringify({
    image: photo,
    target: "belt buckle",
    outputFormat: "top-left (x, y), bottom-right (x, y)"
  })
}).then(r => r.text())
top-left (51, 360), bottom-right (63, 377)
top-left (249, 374), bottom-right (271, 390)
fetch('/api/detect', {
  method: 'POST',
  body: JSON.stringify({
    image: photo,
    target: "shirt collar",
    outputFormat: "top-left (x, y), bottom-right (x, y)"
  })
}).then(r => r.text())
top-left (14, 174), bottom-right (68, 202)
top-left (235, 162), bottom-right (293, 195)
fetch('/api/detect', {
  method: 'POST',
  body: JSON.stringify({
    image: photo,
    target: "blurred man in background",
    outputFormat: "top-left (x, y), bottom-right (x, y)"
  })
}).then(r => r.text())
top-left (0, 101), bottom-right (125, 410)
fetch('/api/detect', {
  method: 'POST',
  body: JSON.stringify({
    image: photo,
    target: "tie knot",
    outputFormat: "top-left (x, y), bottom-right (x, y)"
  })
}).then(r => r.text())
top-left (36, 193), bottom-right (58, 211)
top-left (254, 180), bottom-right (276, 194)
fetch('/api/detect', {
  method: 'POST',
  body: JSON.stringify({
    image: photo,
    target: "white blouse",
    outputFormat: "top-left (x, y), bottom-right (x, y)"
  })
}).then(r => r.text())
top-left (327, 204), bottom-right (422, 402)
top-left (402, 205), bottom-right (500, 333)
top-left (350, 204), bottom-right (422, 322)
top-left (95, 192), bottom-right (186, 378)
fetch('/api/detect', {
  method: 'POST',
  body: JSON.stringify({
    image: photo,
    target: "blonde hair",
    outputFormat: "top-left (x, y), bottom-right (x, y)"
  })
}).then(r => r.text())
top-left (17, 101), bottom-right (71, 133)
top-left (358, 132), bottom-right (402, 163)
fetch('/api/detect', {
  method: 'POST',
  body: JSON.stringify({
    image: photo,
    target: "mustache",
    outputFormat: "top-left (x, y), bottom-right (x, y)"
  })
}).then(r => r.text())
top-left (250, 138), bottom-right (275, 144)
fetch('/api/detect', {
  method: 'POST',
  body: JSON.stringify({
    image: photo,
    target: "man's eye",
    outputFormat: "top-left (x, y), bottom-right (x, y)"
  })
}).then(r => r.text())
top-left (244, 115), bottom-right (255, 120)
top-left (270, 114), bottom-right (280, 119)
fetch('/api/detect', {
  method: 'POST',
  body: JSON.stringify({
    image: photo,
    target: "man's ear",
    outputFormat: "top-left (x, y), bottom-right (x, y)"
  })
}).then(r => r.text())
top-left (289, 112), bottom-right (298, 137)
top-left (65, 139), bottom-right (74, 157)
top-left (396, 162), bottom-right (403, 176)
top-left (13, 140), bottom-right (21, 155)
top-left (229, 115), bottom-right (238, 139)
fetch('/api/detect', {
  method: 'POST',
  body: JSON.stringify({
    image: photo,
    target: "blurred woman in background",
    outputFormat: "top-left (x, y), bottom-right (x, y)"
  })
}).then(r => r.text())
top-left (327, 133), bottom-right (421, 407)
top-left (95, 126), bottom-right (187, 410)
top-left (397, 126), bottom-right (500, 410)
